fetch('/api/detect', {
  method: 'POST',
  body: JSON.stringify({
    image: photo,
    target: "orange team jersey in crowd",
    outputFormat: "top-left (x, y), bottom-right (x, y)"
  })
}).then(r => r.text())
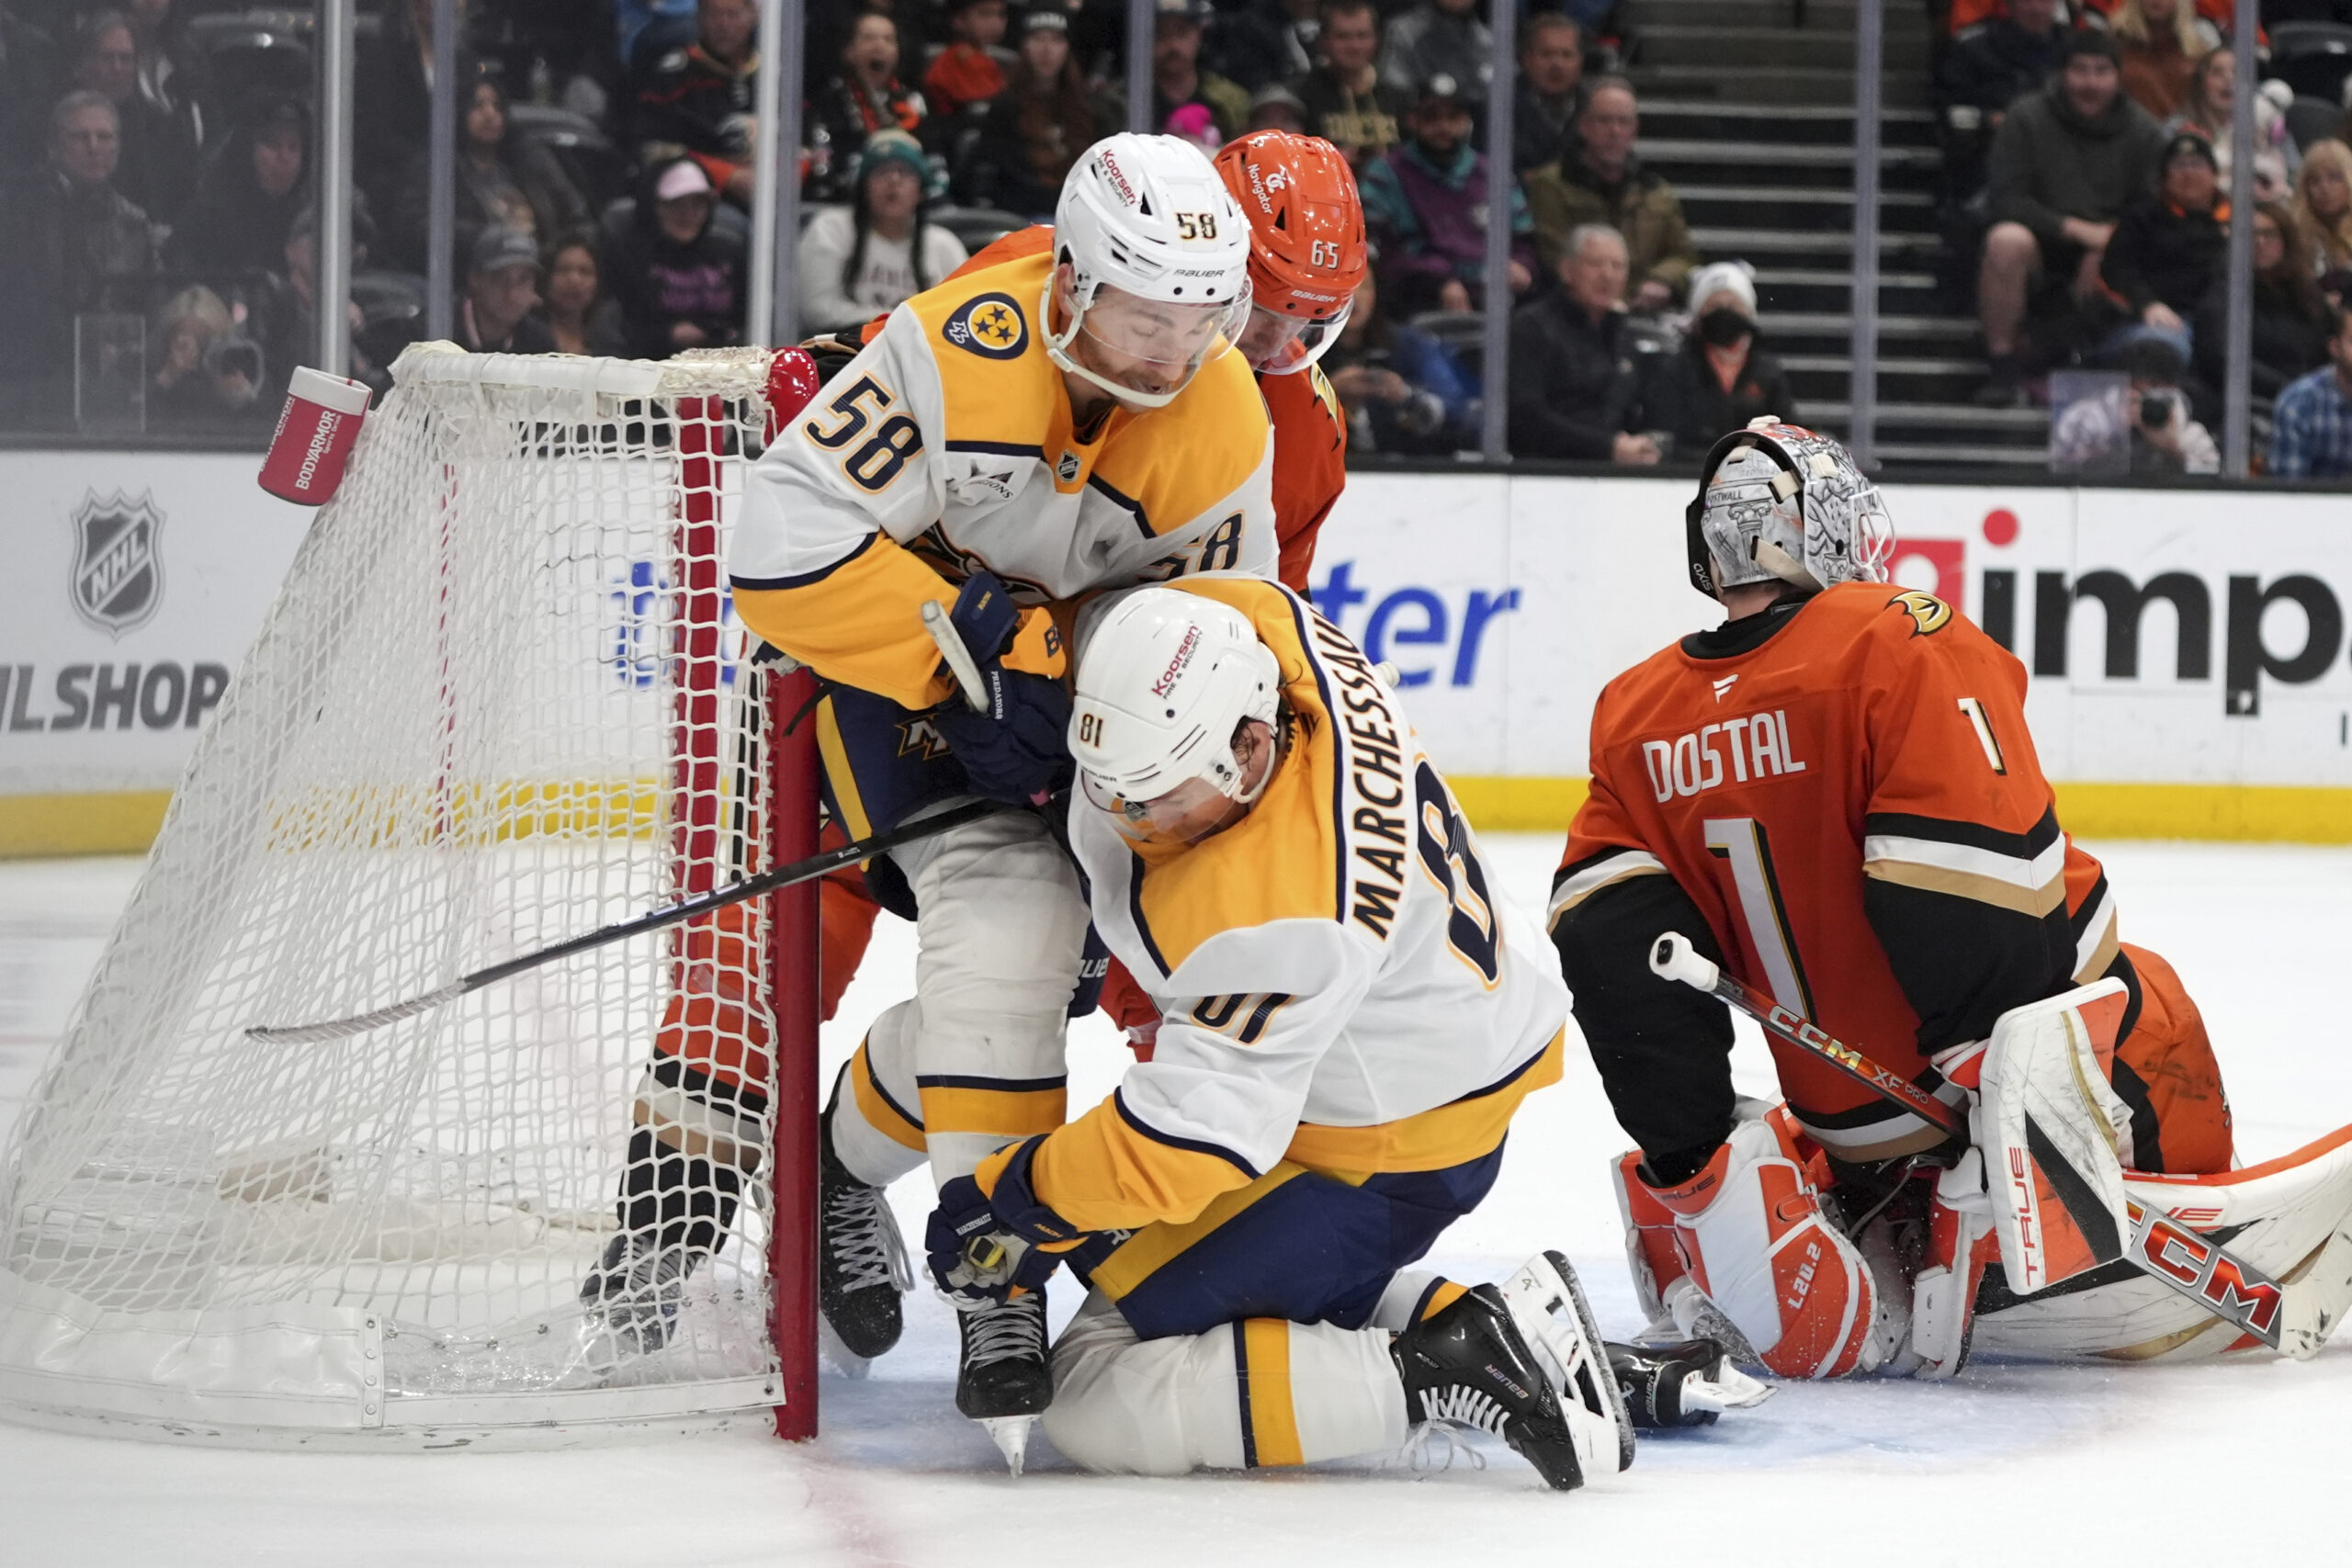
top-left (847, 222), bottom-right (1351, 1042)
top-left (1553, 581), bottom-right (2230, 1173)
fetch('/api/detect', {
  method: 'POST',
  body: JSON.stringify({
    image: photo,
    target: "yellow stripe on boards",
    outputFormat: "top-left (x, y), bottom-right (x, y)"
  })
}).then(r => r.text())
top-left (0, 790), bottom-right (171, 858)
top-left (1241, 1318), bottom-right (1305, 1468)
top-left (1442, 777), bottom-right (2352, 844)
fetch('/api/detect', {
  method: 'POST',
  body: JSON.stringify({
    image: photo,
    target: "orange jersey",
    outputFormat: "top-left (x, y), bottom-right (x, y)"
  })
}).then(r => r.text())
top-left (933, 224), bottom-right (1345, 593)
top-left (1553, 582), bottom-right (2123, 1162)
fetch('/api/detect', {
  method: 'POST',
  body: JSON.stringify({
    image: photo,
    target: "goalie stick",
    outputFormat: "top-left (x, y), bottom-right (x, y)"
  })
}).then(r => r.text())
top-left (245, 795), bottom-right (1015, 1043)
top-left (1647, 932), bottom-right (2295, 1354)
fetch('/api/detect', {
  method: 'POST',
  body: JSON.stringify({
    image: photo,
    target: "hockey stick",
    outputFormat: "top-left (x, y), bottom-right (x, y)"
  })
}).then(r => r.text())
top-left (245, 796), bottom-right (1015, 1043)
top-left (1647, 932), bottom-right (2290, 1351)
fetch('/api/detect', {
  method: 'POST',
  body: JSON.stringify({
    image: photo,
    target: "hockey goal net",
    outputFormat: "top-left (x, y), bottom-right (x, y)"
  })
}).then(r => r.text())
top-left (0, 344), bottom-right (820, 1446)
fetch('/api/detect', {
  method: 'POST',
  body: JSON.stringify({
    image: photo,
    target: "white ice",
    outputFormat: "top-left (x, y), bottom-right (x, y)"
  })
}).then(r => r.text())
top-left (4, 837), bottom-right (2350, 1567)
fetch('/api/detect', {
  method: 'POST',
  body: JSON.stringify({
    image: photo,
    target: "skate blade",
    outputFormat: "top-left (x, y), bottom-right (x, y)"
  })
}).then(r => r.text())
top-left (1682, 1360), bottom-right (1773, 1415)
top-left (980, 1414), bottom-right (1038, 1476)
top-left (817, 1316), bottom-right (874, 1380)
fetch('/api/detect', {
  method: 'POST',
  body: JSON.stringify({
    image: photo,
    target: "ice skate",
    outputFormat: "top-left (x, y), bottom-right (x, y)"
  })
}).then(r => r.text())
top-left (956, 1289), bottom-right (1051, 1475)
top-left (579, 1230), bottom-right (695, 1356)
top-left (819, 1107), bottom-right (913, 1362)
top-left (1606, 1338), bottom-right (1772, 1428)
top-left (1392, 1283), bottom-right (1596, 1491)
top-left (1495, 1252), bottom-right (1638, 1472)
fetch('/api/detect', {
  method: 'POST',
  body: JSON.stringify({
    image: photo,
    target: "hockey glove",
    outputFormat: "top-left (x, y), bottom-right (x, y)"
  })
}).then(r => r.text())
top-left (925, 1136), bottom-right (1081, 1309)
top-left (931, 570), bottom-right (1073, 806)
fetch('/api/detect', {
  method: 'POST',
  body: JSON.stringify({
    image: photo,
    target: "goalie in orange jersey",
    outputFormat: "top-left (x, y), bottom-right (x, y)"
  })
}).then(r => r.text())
top-left (1549, 419), bottom-right (2243, 1382)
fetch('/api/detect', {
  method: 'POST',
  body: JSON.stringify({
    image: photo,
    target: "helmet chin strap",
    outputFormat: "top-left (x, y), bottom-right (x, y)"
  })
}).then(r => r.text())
top-left (1041, 273), bottom-right (1194, 412)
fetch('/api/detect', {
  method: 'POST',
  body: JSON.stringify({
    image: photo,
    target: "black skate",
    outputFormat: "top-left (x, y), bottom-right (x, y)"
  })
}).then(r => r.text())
top-left (1606, 1337), bottom-right (1772, 1428)
top-left (819, 1111), bottom-right (912, 1365)
top-left (956, 1289), bottom-right (1052, 1475)
top-left (1392, 1284), bottom-right (1590, 1491)
top-left (580, 1230), bottom-right (695, 1356)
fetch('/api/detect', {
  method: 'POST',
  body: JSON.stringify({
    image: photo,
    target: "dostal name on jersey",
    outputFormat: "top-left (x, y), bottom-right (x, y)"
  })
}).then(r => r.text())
top-left (1641, 711), bottom-right (1806, 804)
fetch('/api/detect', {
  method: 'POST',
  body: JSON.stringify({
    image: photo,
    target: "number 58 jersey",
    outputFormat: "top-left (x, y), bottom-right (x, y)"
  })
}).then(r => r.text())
top-left (1555, 582), bottom-right (2109, 1161)
top-left (729, 248), bottom-right (1277, 711)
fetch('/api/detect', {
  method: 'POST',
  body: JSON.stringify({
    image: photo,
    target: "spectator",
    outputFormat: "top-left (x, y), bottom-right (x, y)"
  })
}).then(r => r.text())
top-left (1379, 0), bottom-right (1489, 115)
top-left (539, 232), bottom-right (629, 356)
top-left (71, 9), bottom-right (199, 229)
top-left (805, 9), bottom-right (929, 205)
top-left (2291, 139), bottom-right (2352, 285)
top-left (0, 92), bottom-right (154, 388)
top-left (1289, 0), bottom-right (1408, 169)
top-left (1513, 15), bottom-right (1586, 174)
top-left (1152, 0), bottom-right (1250, 144)
top-left (397, 76), bottom-right (590, 277)
top-left (174, 96), bottom-right (310, 280)
top-left (798, 130), bottom-right (968, 334)
top-left (1318, 265), bottom-right (1476, 454)
top-left (1246, 84), bottom-right (1311, 135)
top-left (1204, 0), bottom-right (1323, 94)
top-left (355, 0), bottom-right (469, 215)
top-left (148, 285), bottom-right (262, 423)
top-left (2120, 339), bottom-right (2219, 475)
top-left (2164, 47), bottom-right (2292, 187)
top-left (2193, 201), bottom-right (2331, 400)
top-left (125, 0), bottom-right (207, 189)
top-left (1975, 29), bottom-right (2165, 405)
top-left (2269, 305), bottom-right (2352, 478)
top-left (1359, 75), bottom-right (1536, 315)
top-left (962, 10), bottom-right (1110, 220)
top-left (925, 0), bottom-right (1008, 120)
top-left (453, 228), bottom-right (556, 353)
top-left (2104, 0), bottom-right (2213, 120)
top-left (258, 201), bottom-right (402, 400)
top-left (617, 0), bottom-right (700, 77)
top-left (2098, 130), bottom-right (2224, 367)
top-left (605, 158), bottom-right (746, 358)
top-left (1524, 75), bottom-right (1699, 310)
top-left (1508, 223), bottom-right (1657, 464)
top-left (1934, 0), bottom-right (2067, 212)
top-left (638, 0), bottom-right (762, 202)
top-left (1637, 260), bottom-right (1795, 458)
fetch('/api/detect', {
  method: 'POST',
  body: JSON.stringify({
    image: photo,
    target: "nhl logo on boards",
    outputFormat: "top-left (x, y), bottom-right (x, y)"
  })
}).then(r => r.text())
top-left (943, 293), bottom-right (1027, 360)
top-left (68, 490), bottom-right (165, 637)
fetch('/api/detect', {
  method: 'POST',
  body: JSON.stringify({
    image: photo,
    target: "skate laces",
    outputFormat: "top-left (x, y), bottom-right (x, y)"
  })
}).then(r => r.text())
top-left (1415, 1383), bottom-right (1511, 1437)
top-left (1388, 1419), bottom-right (1488, 1474)
top-left (963, 1293), bottom-right (1047, 1369)
top-left (825, 1179), bottom-right (915, 1294)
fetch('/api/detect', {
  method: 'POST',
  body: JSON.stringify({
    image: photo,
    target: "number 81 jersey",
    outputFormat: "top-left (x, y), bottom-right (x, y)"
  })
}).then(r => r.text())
top-left (1556, 582), bottom-right (2099, 1160)
top-left (730, 248), bottom-right (1277, 711)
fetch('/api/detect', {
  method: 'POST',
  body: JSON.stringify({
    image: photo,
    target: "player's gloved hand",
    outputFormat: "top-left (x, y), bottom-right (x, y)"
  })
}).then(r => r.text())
top-left (933, 572), bottom-right (1072, 806)
top-left (925, 1136), bottom-right (1084, 1309)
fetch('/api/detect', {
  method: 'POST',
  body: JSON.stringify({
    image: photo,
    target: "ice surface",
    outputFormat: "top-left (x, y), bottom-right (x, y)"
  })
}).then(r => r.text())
top-left (4, 838), bottom-right (2349, 1566)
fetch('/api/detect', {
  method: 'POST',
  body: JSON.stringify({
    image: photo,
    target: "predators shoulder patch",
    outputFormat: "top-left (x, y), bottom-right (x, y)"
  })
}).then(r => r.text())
top-left (942, 292), bottom-right (1028, 360)
top-left (1887, 588), bottom-right (1951, 637)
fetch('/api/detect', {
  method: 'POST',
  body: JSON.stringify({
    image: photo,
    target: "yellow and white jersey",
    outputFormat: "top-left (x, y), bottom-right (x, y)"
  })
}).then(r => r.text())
top-left (729, 250), bottom-right (1278, 709)
top-left (1016, 577), bottom-right (1569, 1234)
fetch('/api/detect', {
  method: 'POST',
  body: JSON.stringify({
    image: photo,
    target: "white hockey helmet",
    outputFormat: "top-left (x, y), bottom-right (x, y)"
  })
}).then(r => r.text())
top-left (1069, 588), bottom-right (1284, 845)
top-left (1047, 133), bottom-right (1255, 409)
top-left (1685, 418), bottom-right (1895, 599)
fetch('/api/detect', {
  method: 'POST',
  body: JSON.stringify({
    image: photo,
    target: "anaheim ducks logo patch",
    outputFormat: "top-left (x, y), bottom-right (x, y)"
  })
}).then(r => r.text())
top-left (1887, 588), bottom-right (1951, 637)
top-left (943, 293), bottom-right (1027, 359)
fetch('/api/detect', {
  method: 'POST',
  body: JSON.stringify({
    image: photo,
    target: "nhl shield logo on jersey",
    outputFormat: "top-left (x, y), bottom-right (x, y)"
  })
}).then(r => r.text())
top-left (943, 293), bottom-right (1027, 360)
top-left (1886, 588), bottom-right (1951, 637)
top-left (67, 489), bottom-right (165, 637)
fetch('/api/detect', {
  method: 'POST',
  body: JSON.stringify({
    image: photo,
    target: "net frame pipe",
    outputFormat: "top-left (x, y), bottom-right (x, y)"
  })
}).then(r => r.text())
top-left (424, 0), bottom-right (458, 343)
top-left (764, 666), bottom-right (823, 1440)
top-left (2222, 0), bottom-right (2257, 478)
top-left (313, 0), bottom-right (355, 376)
top-left (1478, 0), bottom-right (1519, 464)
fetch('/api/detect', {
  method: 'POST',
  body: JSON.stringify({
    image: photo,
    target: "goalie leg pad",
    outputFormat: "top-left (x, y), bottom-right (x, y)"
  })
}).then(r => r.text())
top-left (2109, 942), bottom-right (2233, 1176)
top-left (895, 808), bottom-right (1091, 1183)
top-left (1043, 1292), bottom-right (1407, 1475)
top-left (1646, 1115), bottom-right (1886, 1380)
top-left (1612, 1149), bottom-right (1690, 1335)
top-left (1977, 978), bottom-right (2134, 1296)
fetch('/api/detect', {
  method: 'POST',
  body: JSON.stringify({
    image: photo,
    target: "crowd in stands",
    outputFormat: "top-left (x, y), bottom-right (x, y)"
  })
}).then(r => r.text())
top-left (3, 0), bottom-right (2351, 478)
top-left (1939, 0), bottom-right (2352, 474)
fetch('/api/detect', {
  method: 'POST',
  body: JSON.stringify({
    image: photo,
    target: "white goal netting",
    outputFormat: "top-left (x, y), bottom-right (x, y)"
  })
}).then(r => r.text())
top-left (0, 344), bottom-right (803, 1446)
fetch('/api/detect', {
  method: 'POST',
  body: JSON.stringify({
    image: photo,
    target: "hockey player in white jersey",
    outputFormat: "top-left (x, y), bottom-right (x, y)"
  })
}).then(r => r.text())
top-left (699, 134), bottom-right (1279, 1431)
top-left (921, 579), bottom-right (1759, 1483)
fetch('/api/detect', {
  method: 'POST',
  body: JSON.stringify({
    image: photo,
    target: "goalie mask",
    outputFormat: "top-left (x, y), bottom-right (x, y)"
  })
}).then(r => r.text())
top-left (1048, 133), bottom-right (1254, 410)
top-left (1684, 418), bottom-right (1894, 599)
top-left (1069, 589), bottom-right (1284, 846)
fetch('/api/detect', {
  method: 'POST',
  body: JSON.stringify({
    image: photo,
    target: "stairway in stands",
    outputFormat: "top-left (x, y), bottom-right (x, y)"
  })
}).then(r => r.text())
top-left (1621, 0), bottom-right (2051, 469)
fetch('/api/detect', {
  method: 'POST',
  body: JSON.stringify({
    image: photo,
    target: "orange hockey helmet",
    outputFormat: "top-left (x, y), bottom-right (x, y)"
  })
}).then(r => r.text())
top-left (1213, 130), bottom-right (1367, 374)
